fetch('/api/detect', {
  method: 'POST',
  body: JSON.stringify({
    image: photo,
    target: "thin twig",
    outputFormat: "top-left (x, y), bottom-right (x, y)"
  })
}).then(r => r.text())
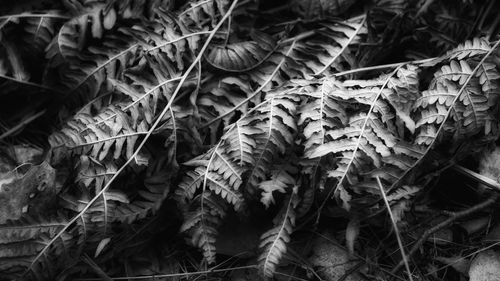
top-left (332, 58), bottom-right (435, 77)
top-left (425, 240), bottom-right (500, 276)
top-left (416, 0), bottom-right (436, 17)
top-left (75, 265), bottom-right (257, 280)
top-left (0, 110), bottom-right (46, 141)
top-left (311, 231), bottom-right (407, 281)
top-left (0, 13), bottom-right (70, 20)
top-left (391, 193), bottom-right (498, 274)
top-left (452, 164), bottom-right (500, 192)
top-left (377, 177), bottom-right (414, 281)
top-left (0, 74), bottom-right (64, 94)
top-left (338, 261), bottom-right (364, 281)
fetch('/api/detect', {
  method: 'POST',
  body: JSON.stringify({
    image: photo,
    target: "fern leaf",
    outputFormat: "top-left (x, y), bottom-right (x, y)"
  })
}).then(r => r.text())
top-left (301, 65), bottom-right (425, 209)
top-left (198, 15), bottom-right (365, 131)
top-left (415, 40), bottom-right (500, 142)
top-left (49, 103), bottom-right (149, 162)
top-left (179, 0), bottom-right (229, 30)
top-left (244, 93), bottom-right (299, 192)
top-left (258, 187), bottom-right (299, 278)
top-left (205, 34), bottom-right (276, 72)
top-left (221, 118), bottom-right (261, 166)
top-left (76, 156), bottom-right (118, 193)
top-left (309, 16), bottom-right (366, 75)
top-left (445, 37), bottom-right (491, 61)
top-left (177, 91), bottom-right (298, 261)
top-left (0, 215), bottom-right (72, 279)
top-left (298, 78), bottom-right (348, 157)
top-left (258, 166), bottom-right (297, 208)
top-left (48, 23), bottom-right (139, 97)
top-left (180, 192), bottom-right (227, 264)
top-left (21, 12), bottom-right (65, 52)
top-left (178, 150), bottom-right (245, 210)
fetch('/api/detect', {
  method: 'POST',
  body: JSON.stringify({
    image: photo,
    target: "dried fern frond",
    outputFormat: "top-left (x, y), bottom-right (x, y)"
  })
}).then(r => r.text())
top-left (198, 15), bottom-right (365, 130)
top-left (180, 191), bottom-right (228, 263)
top-left (301, 65), bottom-right (424, 209)
top-left (0, 215), bottom-right (74, 280)
top-left (49, 102), bottom-right (149, 162)
top-left (414, 39), bottom-right (500, 144)
top-left (258, 187), bottom-right (299, 278)
top-left (177, 90), bottom-right (299, 262)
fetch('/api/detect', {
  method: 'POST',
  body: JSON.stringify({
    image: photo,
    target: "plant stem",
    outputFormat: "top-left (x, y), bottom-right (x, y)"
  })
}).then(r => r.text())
top-left (391, 194), bottom-right (498, 275)
top-left (377, 177), bottom-right (414, 281)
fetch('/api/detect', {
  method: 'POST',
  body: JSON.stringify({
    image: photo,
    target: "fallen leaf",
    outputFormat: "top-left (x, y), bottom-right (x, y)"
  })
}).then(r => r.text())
top-left (478, 147), bottom-right (500, 187)
top-left (309, 231), bottom-right (367, 281)
top-left (461, 217), bottom-right (490, 235)
top-left (0, 161), bottom-right (57, 223)
top-left (469, 250), bottom-right (500, 281)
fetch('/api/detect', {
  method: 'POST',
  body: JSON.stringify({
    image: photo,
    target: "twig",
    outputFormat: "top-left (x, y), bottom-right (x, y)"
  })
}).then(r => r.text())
top-left (391, 193), bottom-right (498, 275)
top-left (377, 177), bottom-right (414, 281)
top-left (81, 254), bottom-right (113, 281)
top-left (0, 110), bottom-right (46, 141)
top-left (425, 240), bottom-right (500, 276)
top-left (0, 74), bottom-right (64, 95)
top-left (311, 231), bottom-right (407, 281)
top-left (416, 0), bottom-right (436, 17)
top-left (452, 164), bottom-right (500, 192)
top-left (0, 13), bottom-right (70, 20)
top-left (75, 265), bottom-right (258, 280)
top-left (338, 261), bottom-right (364, 281)
top-left (332, 58), bottom-right (435, 77)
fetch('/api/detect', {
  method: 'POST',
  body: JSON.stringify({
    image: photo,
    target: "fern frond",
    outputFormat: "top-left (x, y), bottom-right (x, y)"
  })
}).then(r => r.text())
top-left (298, 78), bottom-right (348, 158)
top-left (385, 185), bottom-right (420, 226)
top-left (258, 187), bottom-right (299, 278)
top-left (0, 40), bottom-right (30, 82)
top-left (21, 12), bottom-right (65, 52)
top-left (180, 191), bottom-right (227, 264)
top-left (386, 185), bottom-right (420, 202)
top-left (47, 25), bottom-right (139, 101)
top-left (302, 16), bottom-right (366, 75)
top-left (23, 0), bottom-right (239, 276)
top-left (178, 91), bottom-right (298, 203)
top-left (62, 155), bottom-right (174, 234)
top-left (428, 37), bottom-right (492, 65)
top-left (177, 90), bottom-right (298, 261)
top-left (205, 40), bottom-right (276, 72)
top-left (76, 156), bottom-right (118, 193)
top-left (303, 65), bottom-right (425, 208)
top-left (258, 165), bottom-right (297, 208)
top-left (198, 15), bottom-right (365, 130)
top-left (49, 102), bottom-right (149, 162)
top-left (0, 215), bottom-right (73, 280)
top-left (178, 150), bottom-right (245, 210)
top-left (415, 40), bottom-right (500, 142)
top-left (244, 93), bottom-right (299, 192)
top-left (179, 0), bottom-right (229, 31)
